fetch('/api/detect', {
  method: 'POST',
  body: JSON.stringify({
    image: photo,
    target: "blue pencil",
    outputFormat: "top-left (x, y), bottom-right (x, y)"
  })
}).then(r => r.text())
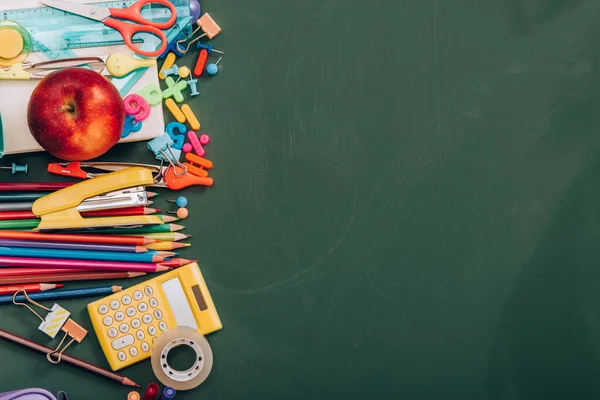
top-left (0, 285), bottom-right (123, 305)
top-left (0, 246), bottom-right (165, 263)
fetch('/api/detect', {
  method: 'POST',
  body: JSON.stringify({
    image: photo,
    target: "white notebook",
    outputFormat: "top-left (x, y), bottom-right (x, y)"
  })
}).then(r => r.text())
top-left (0, 1), bottom-right (165, 156)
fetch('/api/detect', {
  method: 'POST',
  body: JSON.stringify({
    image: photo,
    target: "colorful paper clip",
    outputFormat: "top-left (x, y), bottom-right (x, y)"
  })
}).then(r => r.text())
top-left (13, 290), bottom-right (87, 363)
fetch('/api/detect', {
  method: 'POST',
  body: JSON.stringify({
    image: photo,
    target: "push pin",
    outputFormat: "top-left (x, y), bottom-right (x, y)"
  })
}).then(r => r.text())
top-left (168, 196), bottom-right (189, 208)
top-left (167, 208), bottom-right (189, 219)
top-left (162, 76), bottom-right (188, 103)
top-left (0, 163), bottom-right (28, 174)
top-left (162, 64), bottom-right (179, 78)
top-left (187, 78), bottom-right (200, 96)
top-left (196, 43), bottom-right (224, 55)
top-left (206, 57), bottom-right (222, 76)
top-left (178, 66), bottom-right (191, 79)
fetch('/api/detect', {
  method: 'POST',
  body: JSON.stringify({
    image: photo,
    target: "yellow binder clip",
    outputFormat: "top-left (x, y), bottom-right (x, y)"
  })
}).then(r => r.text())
top-left (32, 167), bottom-right (163, 231)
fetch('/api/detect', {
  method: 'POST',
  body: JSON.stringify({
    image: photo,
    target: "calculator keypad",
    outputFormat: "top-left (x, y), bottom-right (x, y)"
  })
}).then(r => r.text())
top-left (94, 285), bottom-right (168, 368)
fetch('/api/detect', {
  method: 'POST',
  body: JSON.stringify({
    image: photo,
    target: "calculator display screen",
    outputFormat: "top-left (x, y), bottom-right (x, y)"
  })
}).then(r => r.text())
top-left (162, 277), bottom-right (198, 330)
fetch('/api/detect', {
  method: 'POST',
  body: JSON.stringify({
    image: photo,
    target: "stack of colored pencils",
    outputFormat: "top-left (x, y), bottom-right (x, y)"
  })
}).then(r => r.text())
top-left (0, 183), bottom-right (195, 302)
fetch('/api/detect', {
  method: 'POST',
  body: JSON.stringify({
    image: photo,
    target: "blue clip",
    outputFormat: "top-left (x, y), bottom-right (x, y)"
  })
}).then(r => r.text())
top-left (148, 134), bottom-right (181, 162)
top-left (165, 122), bottom-right (187, 150)
top-left (121, 115), bottom-right (142, 138)
top-left (159, 34), bottom-right (187, 59)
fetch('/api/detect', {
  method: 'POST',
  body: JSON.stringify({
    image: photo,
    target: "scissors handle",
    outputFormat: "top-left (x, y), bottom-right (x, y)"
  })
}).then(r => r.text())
top-left (103, 18), bottom-right (168, 58)
top-left (109, 0), bottom-right (176, 30)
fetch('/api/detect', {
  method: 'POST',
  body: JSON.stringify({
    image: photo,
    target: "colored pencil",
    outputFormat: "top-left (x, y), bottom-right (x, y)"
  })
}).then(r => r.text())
top-left (0, 231), bottom-right (155, 245)
top-left (0, 203), bottom-right (35, 212)
top-left (0, 182), bottom-right (73, 192)
top-left (0, 272), bottom-right (146, 285)
top-left (0, 256), bottom-right (170, 272)
top-left (0, 247), bottom-right (165, 263)
top-left (0, 207), bottom-right (161, 221)
top-left (0, 283), bottom-right (63, 295)
top-left (155, 251), bottom-right (177, 258)
top-left (137, 233), bottom-right (192, 242)
top-left (0, 285), bottom-right (123, 305)
top-left (146, 191), bottom-right (159, 198)
top-left (0, 219), bottom-right (39, 229)
top-left (159, 258), bottom-right (196, 267)
top-left (157, 215), bottom-right (179, 223)
top-left (85, 224), bottom-right (185, 235)
top-left (0, 267), bottom-right (98, 277)
top-left (0, 328), bottom-right (139, 387)
top-left (0, 192), bottom-right (51, 202)
top-left (0, 239), bottom-right (149, 253)
top-left (145, 241), bottom-right (190, 251)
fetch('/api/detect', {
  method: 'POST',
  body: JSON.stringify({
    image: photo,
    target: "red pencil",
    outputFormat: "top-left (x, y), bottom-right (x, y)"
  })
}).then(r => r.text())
top-left (0, 272), bottom-right (145, 285)
top-left (0, 182), bottom-right (74, 192)
top-left (0, 207), bottom-right (160, 221)
top-left (0, 231), bottom-right (155, 245)
top-left (0, 283), bottom-right (63, 295)
top-left (159, 258), bottom-right (197, 267)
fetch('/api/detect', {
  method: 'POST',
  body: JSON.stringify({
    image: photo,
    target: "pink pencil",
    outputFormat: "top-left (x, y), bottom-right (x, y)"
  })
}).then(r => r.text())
top-left (0, 256), bottom-right (170, 273)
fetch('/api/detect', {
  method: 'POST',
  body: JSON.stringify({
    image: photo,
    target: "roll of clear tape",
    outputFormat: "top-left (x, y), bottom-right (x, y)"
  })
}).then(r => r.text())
top-left (151, 327), bottom-right (213, 391)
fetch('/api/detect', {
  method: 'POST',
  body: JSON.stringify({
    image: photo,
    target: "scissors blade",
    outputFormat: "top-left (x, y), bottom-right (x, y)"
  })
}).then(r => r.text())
top-left (41, 0), bottom-right (111, 22)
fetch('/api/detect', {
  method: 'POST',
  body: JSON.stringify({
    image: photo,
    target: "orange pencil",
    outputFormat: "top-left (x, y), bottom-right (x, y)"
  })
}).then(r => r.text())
top-left (0, 283), bottom-right (63, 295)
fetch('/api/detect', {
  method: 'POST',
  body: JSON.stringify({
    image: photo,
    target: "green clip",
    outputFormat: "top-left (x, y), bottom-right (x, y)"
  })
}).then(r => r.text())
top-left (162, 77), bottom-right (188, 103)
top-left (137, 84), bottom-right (163, 106)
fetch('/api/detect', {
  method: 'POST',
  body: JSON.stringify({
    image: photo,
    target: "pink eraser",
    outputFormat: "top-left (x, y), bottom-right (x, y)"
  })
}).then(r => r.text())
top-left (187, 130), bottom-right (205, 157)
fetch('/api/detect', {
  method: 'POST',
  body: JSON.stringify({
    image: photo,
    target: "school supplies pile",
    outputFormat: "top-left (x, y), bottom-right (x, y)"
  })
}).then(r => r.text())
top-left (0, 0), bottom-right (225, 396)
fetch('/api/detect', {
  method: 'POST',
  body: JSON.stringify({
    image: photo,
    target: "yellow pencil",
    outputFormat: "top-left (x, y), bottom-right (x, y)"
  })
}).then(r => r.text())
top-left (145, 242), bottom-right (191, 251)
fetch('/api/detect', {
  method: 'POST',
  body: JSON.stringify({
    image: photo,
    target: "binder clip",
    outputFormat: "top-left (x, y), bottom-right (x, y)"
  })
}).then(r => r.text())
top-left (32, 168), bottom-right (163, 230)
top-left (12, 290), bottom-right (87, 364)
top-left (148, 134), bottom-right (182, 163)
top-left (175, 13), bottom-right (221, 55)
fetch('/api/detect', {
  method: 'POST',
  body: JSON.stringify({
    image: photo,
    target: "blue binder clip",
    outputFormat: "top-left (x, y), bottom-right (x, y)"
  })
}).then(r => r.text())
top-left (148, 134), bottom-right (181, 162)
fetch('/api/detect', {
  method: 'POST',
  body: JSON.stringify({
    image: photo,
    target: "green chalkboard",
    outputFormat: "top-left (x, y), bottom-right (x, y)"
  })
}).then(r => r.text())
top-left (2, 0), bottom-right (600, 398)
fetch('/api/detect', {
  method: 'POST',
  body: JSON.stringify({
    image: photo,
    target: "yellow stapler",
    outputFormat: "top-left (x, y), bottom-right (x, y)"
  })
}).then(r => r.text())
top-left (32, 167), bottom-right (163, 231)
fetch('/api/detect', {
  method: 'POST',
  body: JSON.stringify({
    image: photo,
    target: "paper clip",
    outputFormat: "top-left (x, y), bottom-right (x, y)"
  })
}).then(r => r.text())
top-left (12, 290), bottom-right (87, 364)
top-left (176, 13), bottom-right (221, 54)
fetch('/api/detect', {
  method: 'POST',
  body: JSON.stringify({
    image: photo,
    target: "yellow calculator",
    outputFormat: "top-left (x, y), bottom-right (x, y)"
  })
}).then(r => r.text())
top-left (87, 262), bottom-right (222, 371)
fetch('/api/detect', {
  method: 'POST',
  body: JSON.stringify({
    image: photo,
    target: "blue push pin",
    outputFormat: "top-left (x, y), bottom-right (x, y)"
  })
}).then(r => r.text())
top-left (168, 196), bottom-right (188, 208)
top-left (162, 64), bottom-right (180, 78)
top-left (206, 57), bottom-right (222, 76)
top-left (0, 163), bottom-right (27, 174)
top-left (196, 43), bottom-right (224, 55)
top-left (160, 387), bottom-right (176, 400)
top-left (187, 78), bottom-right (199, 96)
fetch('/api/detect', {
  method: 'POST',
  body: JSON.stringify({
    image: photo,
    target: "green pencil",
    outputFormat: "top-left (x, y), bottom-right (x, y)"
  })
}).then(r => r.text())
top-left (0, 219), bottom-right (39, 230)
top-left (79, 224), bottom-right (185, 235)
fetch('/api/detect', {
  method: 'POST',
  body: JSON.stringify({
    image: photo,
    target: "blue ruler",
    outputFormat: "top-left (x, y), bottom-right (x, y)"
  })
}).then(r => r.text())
top-left (1, 1), bottom-right (192, 94)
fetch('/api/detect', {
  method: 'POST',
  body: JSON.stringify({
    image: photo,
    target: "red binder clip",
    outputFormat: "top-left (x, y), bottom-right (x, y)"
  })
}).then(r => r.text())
top-left (47, 162), bottom-right (89, 180)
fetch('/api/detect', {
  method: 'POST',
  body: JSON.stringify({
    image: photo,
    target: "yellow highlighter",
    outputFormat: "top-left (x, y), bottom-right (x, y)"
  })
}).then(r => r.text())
top-left (88, 262), bottom-right (222, 371)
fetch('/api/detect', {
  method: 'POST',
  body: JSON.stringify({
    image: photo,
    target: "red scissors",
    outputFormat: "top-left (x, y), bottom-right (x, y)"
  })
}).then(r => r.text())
top-left (41, 0), bottom-right (176, 58)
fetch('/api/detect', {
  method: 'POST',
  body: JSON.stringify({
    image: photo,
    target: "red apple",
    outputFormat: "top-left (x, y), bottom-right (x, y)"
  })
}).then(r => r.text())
top-left (27, 68), bottom-right (125, 161)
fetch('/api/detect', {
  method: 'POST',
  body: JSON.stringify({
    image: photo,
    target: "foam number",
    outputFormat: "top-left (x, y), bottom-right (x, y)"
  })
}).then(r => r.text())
top-left (165, 122), bottom-right (187, 150)
top-left (137, 84), bottom-right (163, 106)
top-left (121, 115), bottom-right (143, 138)
top-left (123, 94), bottom-right (150, 122)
